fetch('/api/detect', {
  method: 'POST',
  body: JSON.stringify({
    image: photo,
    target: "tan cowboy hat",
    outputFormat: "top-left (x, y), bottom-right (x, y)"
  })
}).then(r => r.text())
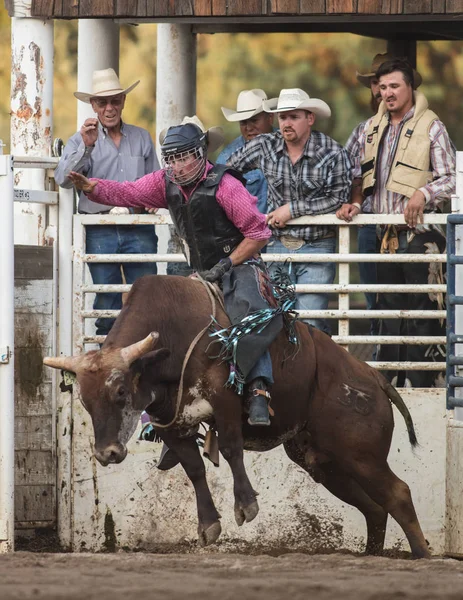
top-left (159, 115), bottom-right (225, 154)
top-left (221, 89), bottom-right (268, 122)
top-left (263, 88), bottom-right (331, 118)
top-left (356, 53), bottom-right (423, 89)
top-left (74, 68), bottom-right (140, 104)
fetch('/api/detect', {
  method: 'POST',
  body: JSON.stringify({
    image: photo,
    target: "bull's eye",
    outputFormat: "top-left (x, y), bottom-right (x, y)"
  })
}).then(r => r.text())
top-left (115, 385), bottom-right (126, 404)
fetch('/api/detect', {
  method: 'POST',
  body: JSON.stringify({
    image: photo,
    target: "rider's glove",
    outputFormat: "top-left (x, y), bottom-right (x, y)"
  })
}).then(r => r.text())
top-left (198, 257), bottom-right (232, 283)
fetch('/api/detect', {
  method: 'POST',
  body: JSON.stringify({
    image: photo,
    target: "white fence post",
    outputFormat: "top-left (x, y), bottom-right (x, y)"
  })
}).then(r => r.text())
top-left (0, 155), bottom-right (15, 553)
top-left (56, 186), bottom-right (75, 550)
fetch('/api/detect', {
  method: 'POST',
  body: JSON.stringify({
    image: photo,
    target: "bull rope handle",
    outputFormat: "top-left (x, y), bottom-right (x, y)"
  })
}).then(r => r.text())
top-left (151, 276), bottom-right (218, 429)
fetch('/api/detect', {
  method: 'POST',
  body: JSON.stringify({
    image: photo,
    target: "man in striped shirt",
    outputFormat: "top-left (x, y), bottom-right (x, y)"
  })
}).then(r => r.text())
top-left (226, 88), bottom-right (352, 335)
top-left (338, 59), bottom-right (455, 387)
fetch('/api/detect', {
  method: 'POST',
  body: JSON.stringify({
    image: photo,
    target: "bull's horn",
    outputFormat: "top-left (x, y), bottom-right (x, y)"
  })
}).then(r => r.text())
top-left (43, 355), bottom-right (82, 372)
top-left (120, 332), bottom-right (159, 366)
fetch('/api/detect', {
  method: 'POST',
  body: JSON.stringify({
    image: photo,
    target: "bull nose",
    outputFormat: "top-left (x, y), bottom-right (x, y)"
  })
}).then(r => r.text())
top-left (94, 444), bottom-right (127, 466)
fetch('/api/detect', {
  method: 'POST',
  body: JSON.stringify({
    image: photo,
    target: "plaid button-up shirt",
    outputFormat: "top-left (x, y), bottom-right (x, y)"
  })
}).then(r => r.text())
top-left (226, 130), bottom-right (352, 242)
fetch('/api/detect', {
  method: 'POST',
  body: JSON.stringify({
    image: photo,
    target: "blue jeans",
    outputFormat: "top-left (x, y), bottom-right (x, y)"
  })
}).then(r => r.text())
top-left (358, 224), bottom-right (379, 338)
top-left (267, 236), bottom-right (336, 335)
top-left (86, 225), bottom-right (158, 336)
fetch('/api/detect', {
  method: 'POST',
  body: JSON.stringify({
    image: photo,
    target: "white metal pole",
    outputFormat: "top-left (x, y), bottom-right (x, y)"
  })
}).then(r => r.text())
top-left (77, 20), bottom-right (120, 126)
top-left (156, 24), bottom-right (197, 155)
top-left (56, 186), bottom-right (74, 549)
top-left (11, 16), bottom-right (54, 246)
top-left (0, 155), bottom-right (15, 553)
top-left (156, 24), bottom-right (196, 267)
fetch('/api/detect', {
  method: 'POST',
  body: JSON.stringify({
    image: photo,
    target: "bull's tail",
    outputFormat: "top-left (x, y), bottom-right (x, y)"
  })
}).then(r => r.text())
top-left (382, 380), bottom-right (418, 447)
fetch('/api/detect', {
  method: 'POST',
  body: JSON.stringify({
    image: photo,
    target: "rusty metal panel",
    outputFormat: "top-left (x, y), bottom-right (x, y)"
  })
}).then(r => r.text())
top-left (15, 418), bottom-right (53, 453)
top-left (15, 450), bottom-right (54, 485)
top-left (327, 0), bottom-right (355, 12)
top-left (358, 0), bottom-right (403, 13)
top-left (300, 0), bottom-right (326, 12)
top-left (404, 0), bottom-right (432, 12)
top-left (79, 0), bottom-right (113, 16)
top-left (194, 0), bottom-right (212, 15)
top-left (13, 245), bottom-right (55, 527)
top-left (15, 485), bottom-right (55, 523)
top-left (446, 0), bottom-right (463, 11)
top-left (271, 0), bottom-right (300, 13)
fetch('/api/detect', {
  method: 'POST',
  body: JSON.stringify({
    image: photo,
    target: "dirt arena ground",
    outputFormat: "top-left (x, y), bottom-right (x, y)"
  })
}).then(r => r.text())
top-left (1, 552), bottom-right (463, 600)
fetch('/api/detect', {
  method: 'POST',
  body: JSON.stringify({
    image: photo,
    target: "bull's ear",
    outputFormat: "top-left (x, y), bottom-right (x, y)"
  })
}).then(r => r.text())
top-left (137, 348), bottom-right (171, 372)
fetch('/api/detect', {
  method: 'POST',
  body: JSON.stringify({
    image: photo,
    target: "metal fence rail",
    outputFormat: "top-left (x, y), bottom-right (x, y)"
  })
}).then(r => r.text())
top-left (73, 212), bottom-right (448, 376)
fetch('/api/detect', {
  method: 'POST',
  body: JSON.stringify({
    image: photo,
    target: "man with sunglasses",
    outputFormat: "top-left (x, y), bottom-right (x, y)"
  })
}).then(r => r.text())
top-left (55, 68), bottom-right (159, 339)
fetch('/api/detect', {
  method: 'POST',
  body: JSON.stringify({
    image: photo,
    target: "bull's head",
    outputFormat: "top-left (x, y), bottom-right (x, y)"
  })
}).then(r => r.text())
top-left (43, 332), bottom-right (169, 466)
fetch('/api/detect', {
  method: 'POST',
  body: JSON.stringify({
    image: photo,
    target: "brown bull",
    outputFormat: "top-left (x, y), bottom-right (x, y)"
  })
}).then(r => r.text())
top-left (44, 274), bottom-right (430, 558)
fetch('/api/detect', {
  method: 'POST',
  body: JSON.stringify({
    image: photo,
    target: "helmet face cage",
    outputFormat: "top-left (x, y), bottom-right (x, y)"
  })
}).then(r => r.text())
top-left (162, 145), bottom-right (207, 186)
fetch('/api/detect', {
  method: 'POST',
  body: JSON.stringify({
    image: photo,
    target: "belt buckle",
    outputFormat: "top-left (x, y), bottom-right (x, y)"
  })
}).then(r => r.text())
top-left (280, 235), bottom-right (304, 251)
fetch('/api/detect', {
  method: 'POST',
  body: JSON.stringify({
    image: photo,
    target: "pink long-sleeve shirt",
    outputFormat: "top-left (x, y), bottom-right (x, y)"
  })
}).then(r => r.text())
top-left (87, 162), bottom-right (271, 241)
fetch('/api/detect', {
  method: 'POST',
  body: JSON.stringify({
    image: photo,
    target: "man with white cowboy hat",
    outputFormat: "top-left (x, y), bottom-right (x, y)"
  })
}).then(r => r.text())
top-left (67, 116), bottom-right (285, 441)
top-left (217, 89), bottom-right (274, 214)
top-left (226, 87), bottom-right (352, 334)
top-left (55, 68), bottom-right (160, 339)
top-left (337, 53), bottom-right (423, 350)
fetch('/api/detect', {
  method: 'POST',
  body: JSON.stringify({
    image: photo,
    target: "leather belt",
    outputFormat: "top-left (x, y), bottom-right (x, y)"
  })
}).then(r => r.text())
top-left (279, 232), bottom-right (335, 250)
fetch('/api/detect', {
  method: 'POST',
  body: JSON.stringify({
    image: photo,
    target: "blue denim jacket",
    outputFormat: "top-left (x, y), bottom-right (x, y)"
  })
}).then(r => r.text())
top-left (216, 136), bottom-right (268, 214)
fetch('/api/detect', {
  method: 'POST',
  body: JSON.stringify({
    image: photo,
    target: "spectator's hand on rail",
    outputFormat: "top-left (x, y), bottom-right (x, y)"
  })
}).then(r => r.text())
top-left (336, 203), bottom-right (360, 222)
top-left (146, 208), bottom-right (159, 214)
top-left (109, 207), bottom-right (130, 215)
top-left (80, 118), bottom-right (99, 147)
top-left (68, 171), bottom-right (97, 194)
top-left (267, 205), bottom-right (291, 229)
top-left (404, 191), bottom-right (425, 228)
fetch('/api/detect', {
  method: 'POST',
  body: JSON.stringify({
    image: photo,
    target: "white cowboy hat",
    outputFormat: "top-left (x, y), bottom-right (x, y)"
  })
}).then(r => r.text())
top-left (263, 88), bottom-right (331, 118)
top-left (159, 115), bottom-right (225, 154)
top-left (221, 89), bottom-right (268, 122)
top-left (74, 68), bottom-right (140, 104)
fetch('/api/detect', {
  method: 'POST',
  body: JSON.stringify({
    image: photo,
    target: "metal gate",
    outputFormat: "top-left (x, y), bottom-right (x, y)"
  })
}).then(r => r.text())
top-left (66, 210), bottom-right (449, 555)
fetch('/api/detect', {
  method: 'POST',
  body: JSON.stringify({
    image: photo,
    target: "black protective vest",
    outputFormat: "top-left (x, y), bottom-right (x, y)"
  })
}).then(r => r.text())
top-left (166, 165), bottom-right (245, 272)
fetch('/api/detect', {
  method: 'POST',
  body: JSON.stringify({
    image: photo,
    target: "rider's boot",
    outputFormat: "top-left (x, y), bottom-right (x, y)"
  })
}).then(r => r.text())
top-left (247, 377), bottom-right (272, 426)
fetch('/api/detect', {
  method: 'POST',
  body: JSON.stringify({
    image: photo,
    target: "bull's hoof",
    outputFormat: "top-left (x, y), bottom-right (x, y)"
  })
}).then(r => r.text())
top-left (197, 521), bottom-right (221, 547)
top-left (234, 499), bottom-right (259, 527)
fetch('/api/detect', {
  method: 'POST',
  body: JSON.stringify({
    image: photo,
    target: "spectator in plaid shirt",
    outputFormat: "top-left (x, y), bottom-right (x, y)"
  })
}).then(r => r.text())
top-left (339, 53), bottom-right (423, 349)
top-left (337, 59), bottom-right (455, 387)
top-left (226, 88), bottom-right (352, 334)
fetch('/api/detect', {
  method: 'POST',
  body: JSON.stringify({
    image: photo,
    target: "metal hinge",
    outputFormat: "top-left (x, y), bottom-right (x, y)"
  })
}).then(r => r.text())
top-left (0, 347), bottom-right (11, 364)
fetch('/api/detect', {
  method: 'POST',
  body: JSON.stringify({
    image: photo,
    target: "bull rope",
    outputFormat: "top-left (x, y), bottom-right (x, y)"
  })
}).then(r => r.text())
top-left (149, 276), bottom-right (218, 430)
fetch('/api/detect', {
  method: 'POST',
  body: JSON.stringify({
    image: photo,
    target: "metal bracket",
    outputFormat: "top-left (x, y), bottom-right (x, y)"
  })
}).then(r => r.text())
top-left (0, 347), bottom-right (10, 364)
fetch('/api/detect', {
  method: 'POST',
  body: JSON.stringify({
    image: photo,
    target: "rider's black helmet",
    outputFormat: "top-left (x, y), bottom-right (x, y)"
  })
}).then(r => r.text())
top-left (160, 124), bottom-right (208, 186)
